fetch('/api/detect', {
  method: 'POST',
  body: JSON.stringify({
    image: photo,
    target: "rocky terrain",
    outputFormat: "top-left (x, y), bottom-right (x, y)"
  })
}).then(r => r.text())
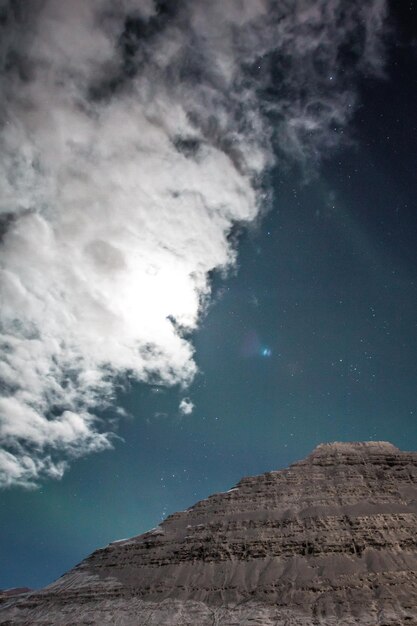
top-left (0, 589), bottom-right (32, 603)
top-left (2, 441), bottom-right (417, 625)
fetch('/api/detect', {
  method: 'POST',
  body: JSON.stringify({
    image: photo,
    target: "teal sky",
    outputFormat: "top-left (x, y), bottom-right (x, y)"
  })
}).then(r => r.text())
top-left (1, 0), bottom-right (417, 591)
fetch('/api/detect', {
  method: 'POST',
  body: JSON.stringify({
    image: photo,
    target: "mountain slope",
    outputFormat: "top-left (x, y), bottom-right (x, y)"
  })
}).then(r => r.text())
top-left (2, 441), bottom-right (417, 625)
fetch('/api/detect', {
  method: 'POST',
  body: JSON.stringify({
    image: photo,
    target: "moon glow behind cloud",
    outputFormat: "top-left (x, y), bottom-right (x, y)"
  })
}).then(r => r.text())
top-left (0, 0), bottom-right (386, 487)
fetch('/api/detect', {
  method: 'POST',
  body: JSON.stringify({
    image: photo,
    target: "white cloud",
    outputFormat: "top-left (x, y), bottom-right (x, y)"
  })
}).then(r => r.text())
top-left (0, 0), bottom-right (386, 487)
top-left (179, 398), bottom-right (194, 416)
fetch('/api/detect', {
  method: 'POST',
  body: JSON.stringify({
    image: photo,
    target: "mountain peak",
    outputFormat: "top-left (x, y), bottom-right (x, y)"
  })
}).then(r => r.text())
top-left (288, 441), bottom-right (403, 468)
top-left (311, 440), bottom-right (400, 454)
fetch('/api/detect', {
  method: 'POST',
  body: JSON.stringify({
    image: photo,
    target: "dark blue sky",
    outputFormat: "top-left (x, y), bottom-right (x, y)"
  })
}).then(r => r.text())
top-left (1, 0), bottom-right (417, 590)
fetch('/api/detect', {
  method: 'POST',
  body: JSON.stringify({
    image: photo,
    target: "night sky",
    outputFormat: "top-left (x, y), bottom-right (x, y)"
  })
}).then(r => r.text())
top-left (1, 0), bottom-right (417, 591)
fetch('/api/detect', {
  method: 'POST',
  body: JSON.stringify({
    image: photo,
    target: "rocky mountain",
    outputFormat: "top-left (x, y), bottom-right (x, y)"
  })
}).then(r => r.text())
top-left (2, 441), bottom-right (417, 625)
top-left (0, 589), bottom-right (32, 601)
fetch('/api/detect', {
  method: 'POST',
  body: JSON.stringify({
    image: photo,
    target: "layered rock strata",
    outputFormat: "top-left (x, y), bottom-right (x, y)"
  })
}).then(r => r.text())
top-left (2, 441), bottom-right (417, 625)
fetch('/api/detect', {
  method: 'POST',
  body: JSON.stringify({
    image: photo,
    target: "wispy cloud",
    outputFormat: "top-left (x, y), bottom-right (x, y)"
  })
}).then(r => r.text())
top-left (0, 0), bottom-right (386, 487)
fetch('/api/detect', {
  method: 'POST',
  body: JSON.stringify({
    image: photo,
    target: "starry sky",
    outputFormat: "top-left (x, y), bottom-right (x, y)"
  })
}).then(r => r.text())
top-left (1, 0), bottom-right (417, 591)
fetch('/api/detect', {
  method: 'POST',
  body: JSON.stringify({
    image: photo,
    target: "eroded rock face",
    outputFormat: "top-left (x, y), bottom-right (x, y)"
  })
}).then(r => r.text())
top-left (3, 441), bottom-right (417, 625)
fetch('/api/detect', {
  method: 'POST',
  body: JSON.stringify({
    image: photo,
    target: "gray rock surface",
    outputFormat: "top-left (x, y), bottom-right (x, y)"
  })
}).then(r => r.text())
top-left (2, 441), bottom-right (417, 625)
